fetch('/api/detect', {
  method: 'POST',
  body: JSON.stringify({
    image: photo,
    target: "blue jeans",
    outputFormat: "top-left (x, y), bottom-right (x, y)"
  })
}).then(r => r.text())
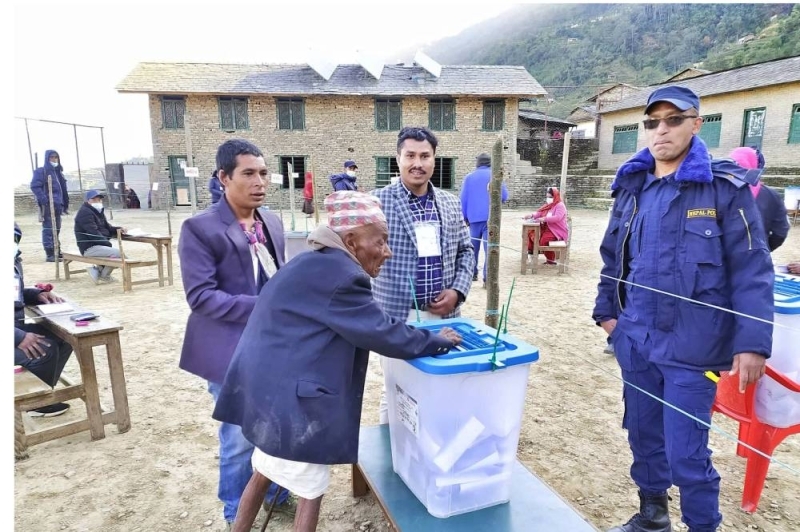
top-left (15, 323), bottom-right (73, 387)
top-left (207, 381), bottom-right (288, 522)
top-left (469, 221), bottom-right (488, 281)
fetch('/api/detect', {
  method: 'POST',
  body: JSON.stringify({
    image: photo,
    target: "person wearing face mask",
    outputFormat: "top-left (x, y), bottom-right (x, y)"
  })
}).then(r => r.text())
top-left (329, 160), bottom-right (359, 191)
top-left (74, 190), bottom-right (127, 284)
top-left (523, 186), bottom-right (568, 265)
top-left (30, 149), bottom-right (70, 262)
top-left (14, 223), bottom-right (74, 417)
top-left (213, 191), bottom-right (462, 532)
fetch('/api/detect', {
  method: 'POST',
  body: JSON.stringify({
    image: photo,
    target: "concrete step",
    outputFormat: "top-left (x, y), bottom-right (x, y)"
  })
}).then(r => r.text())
top-left (593, 189), bottom-right (613, 198)
top-left (584, 197), bottom-right (614, 211)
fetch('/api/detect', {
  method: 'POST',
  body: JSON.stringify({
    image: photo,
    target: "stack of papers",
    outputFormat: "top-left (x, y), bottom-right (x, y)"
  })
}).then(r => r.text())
top-left (35, 302), bottom-right (74, 315)
top-left (125, 228), bottom-right (149, 237)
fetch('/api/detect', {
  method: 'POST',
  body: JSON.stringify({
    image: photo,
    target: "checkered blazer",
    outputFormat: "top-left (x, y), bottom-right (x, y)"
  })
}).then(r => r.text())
top-left (371, 182), bottom-right (474, 320)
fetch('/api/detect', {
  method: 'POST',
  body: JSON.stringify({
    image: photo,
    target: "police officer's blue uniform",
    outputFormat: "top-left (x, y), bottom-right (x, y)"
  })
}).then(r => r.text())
top-left (594, 136), bottom-right (774, 532)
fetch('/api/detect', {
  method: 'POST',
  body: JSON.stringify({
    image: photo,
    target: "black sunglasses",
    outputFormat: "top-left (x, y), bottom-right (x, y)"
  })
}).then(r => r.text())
top-left (642, 114), bottom-right (699, 130)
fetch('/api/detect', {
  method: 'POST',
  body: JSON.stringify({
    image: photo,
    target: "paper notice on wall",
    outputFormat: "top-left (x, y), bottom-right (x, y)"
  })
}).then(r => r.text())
top-left (151, 182), bottom-right (159, 191)
top-left (270, 173), bottom-right (284, 185)
top-left (395, 384), bottom-right (419, 437)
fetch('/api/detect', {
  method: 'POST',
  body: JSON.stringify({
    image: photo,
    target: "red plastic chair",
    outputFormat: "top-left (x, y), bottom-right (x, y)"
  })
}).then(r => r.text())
top-left (711, 365), bottom-right (800, 513)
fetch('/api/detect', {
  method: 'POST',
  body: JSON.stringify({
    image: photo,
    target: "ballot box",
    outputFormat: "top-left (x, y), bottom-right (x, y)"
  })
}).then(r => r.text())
top-left (384, 318), bottom-right (539, 518)
top-left (755, 273), bottom-right (800, 428)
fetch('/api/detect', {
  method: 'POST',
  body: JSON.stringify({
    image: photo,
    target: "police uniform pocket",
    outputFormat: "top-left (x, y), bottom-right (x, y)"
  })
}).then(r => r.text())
top-left (683, 223), bottom-right (723, 265)
top-left (688, 410), bottom-right (712, 460)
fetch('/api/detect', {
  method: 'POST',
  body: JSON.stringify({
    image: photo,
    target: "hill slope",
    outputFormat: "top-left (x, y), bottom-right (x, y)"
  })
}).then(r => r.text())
top-left (421, 4), bottom-right (800, 118)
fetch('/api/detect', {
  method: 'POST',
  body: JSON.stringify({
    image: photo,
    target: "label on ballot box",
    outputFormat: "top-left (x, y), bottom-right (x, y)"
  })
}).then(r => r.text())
top-left (384, 317), bottom-right (539, 518)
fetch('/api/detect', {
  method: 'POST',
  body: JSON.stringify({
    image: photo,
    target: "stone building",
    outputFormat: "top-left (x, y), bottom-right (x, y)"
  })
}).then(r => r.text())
top-left (597, 54), bottom-right (800, 170)
top-left (116, 61), bottom-right (546, 210)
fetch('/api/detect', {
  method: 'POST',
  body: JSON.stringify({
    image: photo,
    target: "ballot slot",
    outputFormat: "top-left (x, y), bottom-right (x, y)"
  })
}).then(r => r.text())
top-left (420, 322), bottom-right (512, 356)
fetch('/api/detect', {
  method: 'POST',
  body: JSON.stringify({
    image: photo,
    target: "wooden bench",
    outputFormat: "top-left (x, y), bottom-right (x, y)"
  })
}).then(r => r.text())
top-left (351, 424), bottom-right (599, 531)
top-left (15, 308), bottom-right (131, 460)
top-left (62, 229), bottom-right (162, 292)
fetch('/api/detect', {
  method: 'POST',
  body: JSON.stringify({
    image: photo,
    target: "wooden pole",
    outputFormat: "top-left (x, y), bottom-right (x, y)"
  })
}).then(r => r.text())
top-left (559, 130), bottom-right (572, 208)
top-left (46, 176), bottom-right (60, 280)
top-left (485, 136), bottom-right (504, 328)
top-left (184, 110), bottom-right (196, 215)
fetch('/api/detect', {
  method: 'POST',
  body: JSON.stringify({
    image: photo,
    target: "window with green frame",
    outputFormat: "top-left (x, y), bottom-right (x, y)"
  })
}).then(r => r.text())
top-left (482, 100), bottom-right (505, 131)
top-left (219, 97), bottom-right (249, 130)
top-left (278, 156), bottom-right (306, 189)
top-left (375, 99), bottom-right (402, 131)
top-left (276, 98), bottom-right (305, 130)
top-left (789, 103), bottom-right (800, 144)
top-left (698, 114), bottom-right (722, 148)
top-left (375, 157), bottom-right (400, 188)
top-left (432, 157), bottom-right (455, 189)
top-left (612, 124), bottom-right (639, 154)
top-left (161, 96), bottom-right (185, 129)
top-left (429, 99), bottom-right (455, 130)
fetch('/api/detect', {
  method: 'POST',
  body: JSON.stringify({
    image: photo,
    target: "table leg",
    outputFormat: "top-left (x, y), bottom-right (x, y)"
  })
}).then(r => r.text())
top-left (352, 464), bottom-right (369, 497)
top-left (105, 332), bottom-right (131, 433)
top-left (532, 226), bottom-right (540, 274)
top-left (155, 243), bottom-right (164, 287)
top-left (15, 408), bottom-right (29, 460)
top-left (76, 340), bottom-right (106, 440)
top-left (520, 227), bottom-right (528, 275)
top-left (165, 242), bottom-right (174, 286)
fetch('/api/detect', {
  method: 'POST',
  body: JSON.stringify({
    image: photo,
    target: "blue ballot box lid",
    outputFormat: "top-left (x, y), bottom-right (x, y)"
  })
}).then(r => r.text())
top-left (406, 317), bottom-right (539, 375)
top-left (774, 273), bottom-right (800, 314)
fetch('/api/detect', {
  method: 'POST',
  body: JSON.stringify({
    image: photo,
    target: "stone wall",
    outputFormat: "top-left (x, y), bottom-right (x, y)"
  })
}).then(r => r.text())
top-left (517, 137), bottom-right (599, 173)
top-left (147, 94), bottom-right (520, 211)
top-left (505, 173), bottom-right (615, 209)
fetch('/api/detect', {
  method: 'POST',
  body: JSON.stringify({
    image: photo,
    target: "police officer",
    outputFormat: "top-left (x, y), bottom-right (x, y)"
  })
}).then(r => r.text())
top-left (593, 86), bottom-right (774, 532)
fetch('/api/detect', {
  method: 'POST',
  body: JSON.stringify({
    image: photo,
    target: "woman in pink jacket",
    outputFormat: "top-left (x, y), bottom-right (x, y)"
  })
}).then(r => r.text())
top-left (524, 187), bottom-right (568, 265)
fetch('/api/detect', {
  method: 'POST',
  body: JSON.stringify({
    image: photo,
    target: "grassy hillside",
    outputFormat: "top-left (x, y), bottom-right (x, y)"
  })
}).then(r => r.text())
top-left (422, 4), bottom-right (799, 118)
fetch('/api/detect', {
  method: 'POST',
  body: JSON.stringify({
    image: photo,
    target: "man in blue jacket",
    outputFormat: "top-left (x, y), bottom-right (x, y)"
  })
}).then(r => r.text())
top-left (460, 152), bottom-right (509, 284)
top-left (209, 169), bottom-right (223, 204)
top-left (14, 223), bottom-right (73, 417)
top-left (329, 160), bottom-right (358, 191)
top-left (30, 149), bottom-right (69, 262)
top-left (214, 191), bottom-right (461, 532)
top-left (593, 86), bottom-right (773, 532)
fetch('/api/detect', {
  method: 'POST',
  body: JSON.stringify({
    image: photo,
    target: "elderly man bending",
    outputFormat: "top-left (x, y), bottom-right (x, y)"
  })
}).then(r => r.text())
top-left (213, 191), bottom-right (461, 531)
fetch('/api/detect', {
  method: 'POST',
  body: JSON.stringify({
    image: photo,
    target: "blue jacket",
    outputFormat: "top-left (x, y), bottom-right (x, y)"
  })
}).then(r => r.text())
top-left (330, 172), bottom-right (358, 191)
top-left (593, 137), bottom-right (774, 370)
top-left (178, 196), bottom-right (286, 384)
top-left (212, 246), bottom-right (454, 464)
top-left (209, 173), bottom-right (223, 204)
top-left (459, 166), bottom-right (509, 223)
top-left (30, 149), bottom-right (69, 214)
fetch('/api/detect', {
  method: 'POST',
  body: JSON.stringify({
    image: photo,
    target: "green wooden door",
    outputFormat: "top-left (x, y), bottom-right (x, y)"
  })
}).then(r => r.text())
top-left (741, 108), bottom-right (766, 149)
top-left (168, 155), bottom-right (190, 206)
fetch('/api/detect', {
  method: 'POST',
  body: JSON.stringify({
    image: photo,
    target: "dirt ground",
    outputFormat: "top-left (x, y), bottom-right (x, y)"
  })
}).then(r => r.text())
top-left (13, 206), bottom-right (800, 532)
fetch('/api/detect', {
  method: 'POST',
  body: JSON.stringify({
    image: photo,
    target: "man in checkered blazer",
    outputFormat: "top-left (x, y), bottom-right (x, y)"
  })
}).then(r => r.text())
top-left (371, 127), bottom-right (474, 322)
top-left (371, 127), bottom-right (474, 423)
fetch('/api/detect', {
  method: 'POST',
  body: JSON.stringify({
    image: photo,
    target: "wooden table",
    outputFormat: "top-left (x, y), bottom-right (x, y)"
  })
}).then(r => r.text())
top-left (15, 306), bottom-right (131, 459)
top-left (121, 233), bottom-right (174, 287)
top-left (521, 222), bottom-right (541, 275)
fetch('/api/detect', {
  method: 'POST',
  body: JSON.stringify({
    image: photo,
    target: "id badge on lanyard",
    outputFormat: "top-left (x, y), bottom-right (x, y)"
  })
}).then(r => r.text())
top-left (414, 222), bottom-right (441, 258)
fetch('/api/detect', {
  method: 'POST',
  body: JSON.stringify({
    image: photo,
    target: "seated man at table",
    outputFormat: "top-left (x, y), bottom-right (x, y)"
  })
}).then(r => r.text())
top-left (213, 191), bottom-right (462, 532)
top-left (14, 223), bottom-right (74, 417)
top-left (74, 189), bottom-right (127, 284)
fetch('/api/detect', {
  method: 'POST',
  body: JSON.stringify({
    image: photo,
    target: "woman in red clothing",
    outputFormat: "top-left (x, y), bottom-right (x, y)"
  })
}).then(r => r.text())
top-left (523, 187), bottom-right (569, 265)
top-left (302, 171), bottom-right (315, 217)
